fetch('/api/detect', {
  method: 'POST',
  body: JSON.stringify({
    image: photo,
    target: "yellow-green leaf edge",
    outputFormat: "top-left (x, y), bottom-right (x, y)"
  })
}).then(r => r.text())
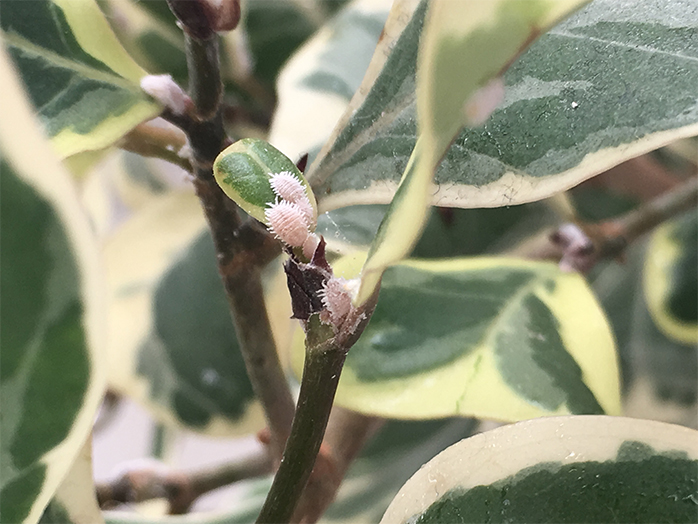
top-left (104, 192), bottom-right (268, 437)
top-left (2, 0), bottom-right (160, 158)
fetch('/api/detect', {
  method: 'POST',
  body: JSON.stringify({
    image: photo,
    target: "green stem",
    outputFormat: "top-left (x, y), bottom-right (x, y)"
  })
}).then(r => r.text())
top-left (256, 331), bottom-right (346, 524)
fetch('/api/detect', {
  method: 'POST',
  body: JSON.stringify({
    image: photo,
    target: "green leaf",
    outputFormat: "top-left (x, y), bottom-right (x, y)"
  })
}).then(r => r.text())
top-left (591, 241), bottom-right (696, 426)
top-left (269, 0), bottom-right (391, 164)
top-left (307, 0), bottom-right (698, 214)
top-left (104, 192), bottom-right (267, 436)
top-left (630, 291), bottom-right (697, 421)
top-left (292, 255), bottom-right (620, 420)
top-left (419, 0), bottom-right (589, 158)
top-left (355, 0), bottom-right (587, 304)
top-left (213, 138), bottom-right (316, 224)
top-left (644, 212), bottom-right (697, 345)
top-left (380, 416), bottom-right (698, 524)
top-left (138, 230), bottom-right (260, 430)
top-left (1, 0), bottom-right (160, 158)
top-left (0, 48), bottom-right (106, 524)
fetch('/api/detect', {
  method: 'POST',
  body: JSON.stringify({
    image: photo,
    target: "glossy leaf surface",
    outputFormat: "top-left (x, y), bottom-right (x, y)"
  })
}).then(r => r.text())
top-left (292, 255), bottom-right (620, 420)
top-left (0, 48), bottom-right (105, 524)
top-left (1, 0), bottom-right (159, 157)
top-left (307, 0), bottom-right (698, 214)
top-left (381, 416), bottom-right (698, 524)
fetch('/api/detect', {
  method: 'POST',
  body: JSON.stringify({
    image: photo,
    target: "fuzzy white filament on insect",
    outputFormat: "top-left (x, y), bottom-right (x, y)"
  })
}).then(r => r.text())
top-left (265, 201), bottom-right (312, 247)
top-left (140, 74), bottom-right (190, 116)
top-left (319, 276), bottom-right (363, 333)
top-left (265, 172), bottom-right (319, 258)
top-left (269, 171), bottom-right (316, 227)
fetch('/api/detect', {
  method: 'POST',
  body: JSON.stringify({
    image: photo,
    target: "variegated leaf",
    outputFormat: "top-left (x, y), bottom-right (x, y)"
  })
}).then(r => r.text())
top-left (0, 47), bottom-right (106, 524)
top-left (104, 192), bottom-right (273, 436)
top-left (355, 0), bottom-right (588, 304)
top-left (291, 255), bottom-right (620, 421)
top-left (269, 0), bottom-right (392, 163)
top-left (644, 212), bottom-right (697, 346)
top-left (307, 0), bottom-right (698, 214)
top-left (1, 0), bottom-right (160, 158)
top-left (381, 416), bottom-right (698, 524)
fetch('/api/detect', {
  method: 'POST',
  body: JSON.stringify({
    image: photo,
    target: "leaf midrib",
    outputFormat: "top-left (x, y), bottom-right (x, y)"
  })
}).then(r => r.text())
top-left (2, 30), bottom-right (140, 91)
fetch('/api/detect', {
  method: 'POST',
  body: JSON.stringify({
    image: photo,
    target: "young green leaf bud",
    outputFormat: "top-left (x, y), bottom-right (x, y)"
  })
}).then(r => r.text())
top-left (213, 138), bottom-right (317, 227)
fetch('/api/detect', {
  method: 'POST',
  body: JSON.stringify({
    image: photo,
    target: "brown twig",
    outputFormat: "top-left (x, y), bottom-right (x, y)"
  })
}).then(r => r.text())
top-left (513, 176), bottom-right (698, 271)
top-left (159, 3), bottom-right (296, 459)
top-left (119, 120), bottom-right (191, 172)
top-left (579, 155), bottom-right (684, 202)
top-left (96, 450), bottom-right (272, 514)
top-left (596, 175), bottom-right (698, 259)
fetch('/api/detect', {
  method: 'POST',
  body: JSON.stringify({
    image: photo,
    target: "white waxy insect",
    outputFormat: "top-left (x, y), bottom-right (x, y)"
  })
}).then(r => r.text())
top-left (269, 171), bottom-right (315, 228)
top-left (319, 277), bottom-right (354, 326)
top-left (265, 200), bottom-right (312, 248)
top-left (140, 74), bottom-right (189, 115)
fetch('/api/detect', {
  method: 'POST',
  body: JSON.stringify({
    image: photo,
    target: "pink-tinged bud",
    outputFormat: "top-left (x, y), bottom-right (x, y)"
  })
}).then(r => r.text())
top-left (140, 75), bottom-right (190, 115)
top-left (203, 0), bottom-right (241, 32)
top-left (265, 201), bottom-right (311, 247)
top-left (166, 0), bottom-right (214, 40)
